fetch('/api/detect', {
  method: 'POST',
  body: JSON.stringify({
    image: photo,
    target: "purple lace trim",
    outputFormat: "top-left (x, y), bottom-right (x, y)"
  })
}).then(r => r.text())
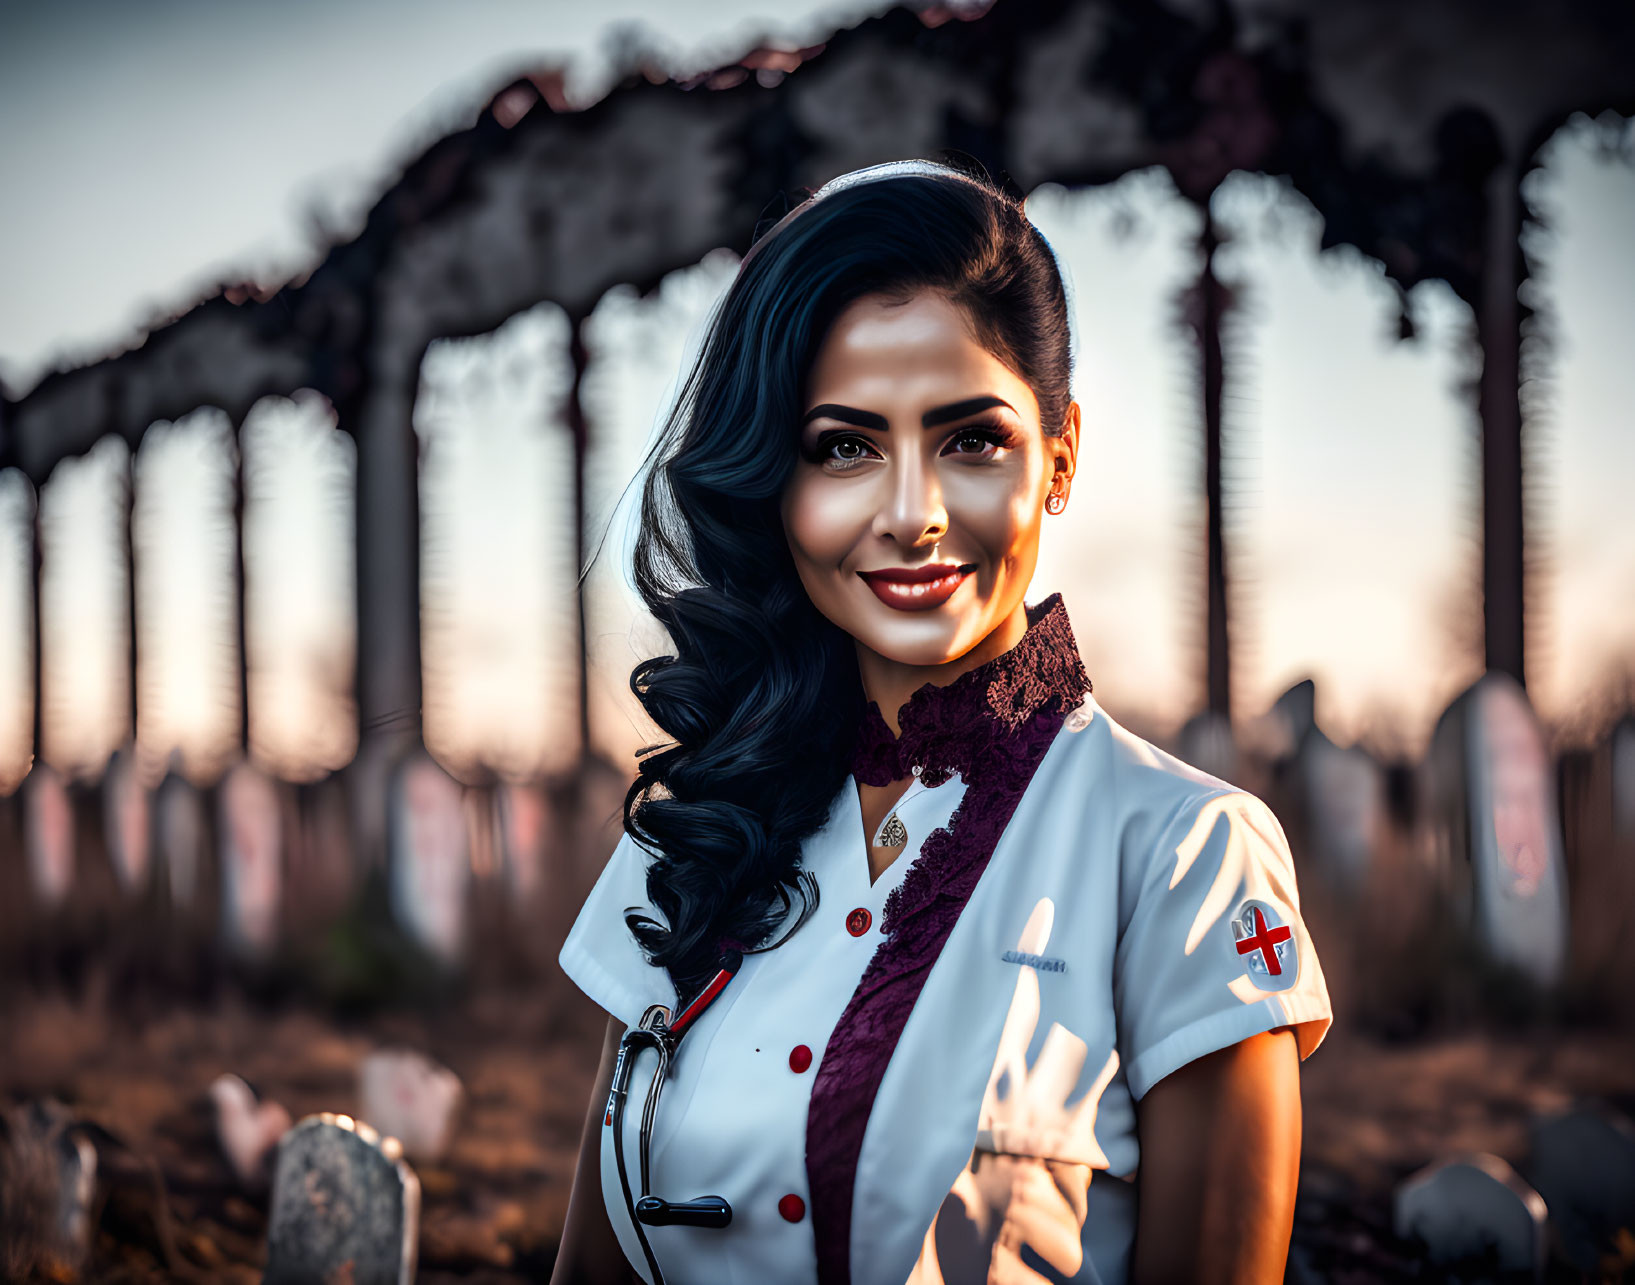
top-left (806, 594), bottom-right (1090, 1284)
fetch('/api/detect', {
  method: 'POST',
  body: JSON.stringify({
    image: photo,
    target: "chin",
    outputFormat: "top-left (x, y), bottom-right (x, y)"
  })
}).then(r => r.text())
top-left (849, 603), bottom-right (989, 668)
top-left (862, 637), bottom-right (966, 669)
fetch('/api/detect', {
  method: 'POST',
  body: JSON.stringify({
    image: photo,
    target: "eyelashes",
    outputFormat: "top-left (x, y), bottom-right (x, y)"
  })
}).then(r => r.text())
top-left (801, 420), bottom-right (1018, 469)
top-left (945, 422), bottom-right (1017, 456)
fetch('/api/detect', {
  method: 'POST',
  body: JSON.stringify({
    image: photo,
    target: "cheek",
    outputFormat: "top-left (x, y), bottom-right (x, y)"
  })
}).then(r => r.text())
top-left (782, 475), bottom-right (866, 567)
top-left (945, 467), bottom-right (1042, 560)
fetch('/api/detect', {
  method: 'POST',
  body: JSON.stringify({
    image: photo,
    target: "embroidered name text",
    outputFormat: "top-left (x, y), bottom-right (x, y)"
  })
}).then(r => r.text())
top-left (1001, 949), bottom-right (1067, 973)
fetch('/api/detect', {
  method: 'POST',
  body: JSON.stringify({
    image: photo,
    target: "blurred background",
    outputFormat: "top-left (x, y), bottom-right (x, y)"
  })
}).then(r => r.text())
top-left (1, 0), bottom-right (1632, 1280)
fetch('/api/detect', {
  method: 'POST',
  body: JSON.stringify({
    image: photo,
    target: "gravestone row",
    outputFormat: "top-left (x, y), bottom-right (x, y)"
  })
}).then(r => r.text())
top-left (1232, 672), bottom-right (1574, 998)
top-left (11, 750), bottom-right (560, 970)
top-left (1245, 671), bottom-right (1573, 995)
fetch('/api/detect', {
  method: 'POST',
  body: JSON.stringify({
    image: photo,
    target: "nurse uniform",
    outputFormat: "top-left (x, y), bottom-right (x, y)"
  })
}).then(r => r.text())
top-left (560, 593), bottom-right (1333, 1285)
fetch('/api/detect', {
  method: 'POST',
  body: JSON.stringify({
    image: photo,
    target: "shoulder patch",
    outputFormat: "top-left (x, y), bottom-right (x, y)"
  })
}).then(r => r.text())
top-left (1231, 899), bottom-right (1299, 992)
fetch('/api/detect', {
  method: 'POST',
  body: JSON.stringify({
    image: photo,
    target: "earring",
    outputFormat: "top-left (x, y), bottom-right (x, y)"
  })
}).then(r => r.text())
top-left (1046, 492), bottom-right (1066, 515)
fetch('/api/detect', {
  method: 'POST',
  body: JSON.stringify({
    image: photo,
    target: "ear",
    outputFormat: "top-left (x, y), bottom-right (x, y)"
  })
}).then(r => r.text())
top-left (1052, 401), bottom-right (1080, 488)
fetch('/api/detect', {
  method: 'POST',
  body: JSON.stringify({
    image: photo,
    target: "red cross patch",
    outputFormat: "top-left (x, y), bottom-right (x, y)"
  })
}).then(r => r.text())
top-left (1231, 900), bottom-right (1298, 991)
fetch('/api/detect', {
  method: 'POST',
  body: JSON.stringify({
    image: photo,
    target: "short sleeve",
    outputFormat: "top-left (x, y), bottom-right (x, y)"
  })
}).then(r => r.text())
top-left (1114, 789), bottom-right (1332, 1101)
top-left (558, 831), bottom-right (674, 1028)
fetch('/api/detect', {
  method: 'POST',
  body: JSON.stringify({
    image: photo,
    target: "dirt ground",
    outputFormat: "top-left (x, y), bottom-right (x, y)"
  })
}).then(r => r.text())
top-left (1, 975), bottom-right (601, 1284)
top-left (1292, 1028), bottom-right (1635, 1283)
top-left (4, 971), bottom-right (1635, 1285)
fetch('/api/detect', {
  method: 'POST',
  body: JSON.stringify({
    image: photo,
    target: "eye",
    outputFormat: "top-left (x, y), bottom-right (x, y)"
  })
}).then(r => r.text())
top-left (805, 432), bottom-right (881, 470)
top-left (942, 422), bottom-right (1013, 460)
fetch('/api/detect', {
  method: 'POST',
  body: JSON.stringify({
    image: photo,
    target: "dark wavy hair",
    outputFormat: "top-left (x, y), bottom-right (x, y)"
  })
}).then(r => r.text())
top-left (624, 160), bottom-right (1073, 1002)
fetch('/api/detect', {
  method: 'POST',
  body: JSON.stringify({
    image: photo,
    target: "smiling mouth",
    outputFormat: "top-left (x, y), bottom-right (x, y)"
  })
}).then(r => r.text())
top-left (857, 563), bottom-right (976, 611)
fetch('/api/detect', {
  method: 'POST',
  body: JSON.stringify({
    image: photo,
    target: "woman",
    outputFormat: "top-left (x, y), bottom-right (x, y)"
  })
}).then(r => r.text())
top-left (552, 160), bottom-right (1331, 1285)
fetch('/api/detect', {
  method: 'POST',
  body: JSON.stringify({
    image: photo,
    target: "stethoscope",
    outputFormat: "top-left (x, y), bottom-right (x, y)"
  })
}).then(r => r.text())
top-left (605, 872), bottom-right (819, 1285)
top-left (606, 953), bottom-right (740, 1284)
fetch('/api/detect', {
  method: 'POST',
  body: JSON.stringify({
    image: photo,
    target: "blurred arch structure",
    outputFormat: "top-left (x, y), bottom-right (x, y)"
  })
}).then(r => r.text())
top-left (1, 0), bottom-right (1633, 871)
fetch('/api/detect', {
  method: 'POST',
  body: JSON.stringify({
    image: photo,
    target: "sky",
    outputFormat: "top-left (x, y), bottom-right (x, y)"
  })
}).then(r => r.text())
top-left (0, 0), bottom-right (887, 391)
top-left (0, 0), bottom-right (1630, 787)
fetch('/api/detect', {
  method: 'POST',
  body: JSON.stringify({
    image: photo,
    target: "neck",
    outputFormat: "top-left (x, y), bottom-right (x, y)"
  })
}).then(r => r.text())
top-left (854, 601), bottom-right (1030, 736)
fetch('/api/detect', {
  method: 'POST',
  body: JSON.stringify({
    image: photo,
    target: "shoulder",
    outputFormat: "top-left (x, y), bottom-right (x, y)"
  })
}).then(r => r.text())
top-left (1033, 702), bottom-right (1332, 1089)
top-left (558, 830), bottom-right (674, 1026)
top-left (1043, 696), bottom-right (1259, 864)
top-left (593, 828), bottom-right (659, 896)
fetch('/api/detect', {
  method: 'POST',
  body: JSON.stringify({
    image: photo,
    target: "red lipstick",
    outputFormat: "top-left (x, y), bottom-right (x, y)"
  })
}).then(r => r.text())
top-left (857, 563), bottom-right (974, 611)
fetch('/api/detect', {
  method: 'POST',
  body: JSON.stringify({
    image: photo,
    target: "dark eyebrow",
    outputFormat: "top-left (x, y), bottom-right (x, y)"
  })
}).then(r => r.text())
top-left (802, 404), bottom-right (888, 431)
top-left (922, 395), bottom-right (1015, 427)
top-left (802, 395), bottom-right (1016, 431)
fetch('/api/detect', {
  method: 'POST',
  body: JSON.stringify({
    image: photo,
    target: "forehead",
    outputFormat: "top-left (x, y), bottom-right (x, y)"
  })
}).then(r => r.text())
top-left (806, 290), bottom-right (1038, 420)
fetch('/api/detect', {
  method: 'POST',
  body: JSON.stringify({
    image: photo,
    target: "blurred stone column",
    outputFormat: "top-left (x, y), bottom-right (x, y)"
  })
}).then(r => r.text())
top-left (349, 347), bottom-right (424, 871)
top-left (565, 318), bottom-right (591, 759)
top-left (1199, 208), bottom-right (1232, 723)
top-left (123, 445), bottom-right (138, 750)
top-left (31, 480), bottom-right (43, 770)
top-left (234, 427), bottom-right (251, 756)
top-left (1478, 153), bottom-right (1526, 687)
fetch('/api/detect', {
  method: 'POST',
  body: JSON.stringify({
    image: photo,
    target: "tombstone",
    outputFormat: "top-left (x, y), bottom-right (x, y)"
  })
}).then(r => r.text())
top-left (1613, 714), bottom-right (1635, 840)
top-left (218, 761), bottom-right (283, 959)
top-left (1177, 709), bottom-right (1237, 784)
top-left (295, 775), bottom-right (356, 920)
top-left (1554, 744), bottom-right (1598, 889)
top-left (1296, 733), bottom-right (1385, 890)
top-left (1274, 678), bottom-right (1318, 746)
top-left (275, 778), bottom-right (345, 945)
top-left (461, 782), bottom-right (500, 883)
top-left (496, 780), bottom-right (548, 906)
top-left (387, 753), bottom-right (470, 968)
top-left (1393, 1153), bottom-right (1547, 1280)
top-left (265, 1114), bottom-right (419, 1285)
top-left (0, 1101), bottom-right (98, 1283)
top-left (154, 769), bottom-right (206, 910)
top-left (1249, 680), bottom-right (1385, 891)
top-left (1527, 1106), bottom-right (1635, 1272)
top-left (1426, 674), bottom-right (1569, 989)
top-left (358, 1050), bottom-right (463, 1164)
top-left (209, 1073), bottom-right (291, 1191)
top-left (1240, 699), bottom-right (1298, 765)
top-left (22, 764), bottom-right (75, 910)
top-left (101, 744), bottom-right (151, 895)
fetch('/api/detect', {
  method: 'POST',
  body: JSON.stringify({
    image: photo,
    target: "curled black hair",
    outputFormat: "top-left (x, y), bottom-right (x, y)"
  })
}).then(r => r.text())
top-left (624, 160), bottom-right (1073, 1001)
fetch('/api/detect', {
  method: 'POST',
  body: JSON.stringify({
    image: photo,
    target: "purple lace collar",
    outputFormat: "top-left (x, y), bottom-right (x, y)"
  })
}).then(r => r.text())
top-left (849, 592), bottom-right (1091, 791)
top-left (808, 592), bottom-right (1090, 1284)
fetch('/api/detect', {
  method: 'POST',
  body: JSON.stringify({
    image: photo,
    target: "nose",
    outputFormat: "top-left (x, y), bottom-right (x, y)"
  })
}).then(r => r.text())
top-left (871, 443), bottom-right (947, 549)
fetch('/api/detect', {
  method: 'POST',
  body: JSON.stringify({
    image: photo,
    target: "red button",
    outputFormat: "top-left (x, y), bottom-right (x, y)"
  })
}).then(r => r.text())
top-left (846, 907), bottom-right (872, 936)
top-left (779, 1193), bottom-right (806, 1222)
top-left (789, 1044), bottom-right (812, 1073)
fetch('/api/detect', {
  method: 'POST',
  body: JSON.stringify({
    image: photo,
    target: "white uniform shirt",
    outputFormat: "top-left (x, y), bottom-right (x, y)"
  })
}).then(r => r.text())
top-left (560, 691), bottom-right (1332, 1285)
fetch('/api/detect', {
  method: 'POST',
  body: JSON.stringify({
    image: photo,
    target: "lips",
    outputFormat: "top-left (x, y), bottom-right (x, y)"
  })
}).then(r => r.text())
top-left (857, 563), bottom-right (975, 611)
